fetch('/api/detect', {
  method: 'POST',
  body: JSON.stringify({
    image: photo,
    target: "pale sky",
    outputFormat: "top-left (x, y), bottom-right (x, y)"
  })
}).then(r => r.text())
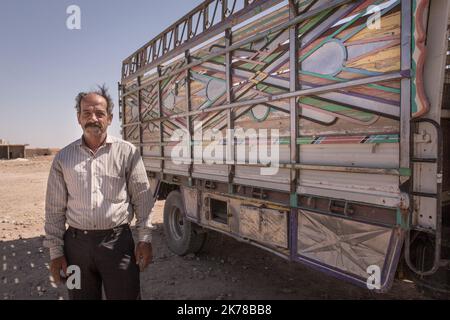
top-left (0, 0), bottom-right (203, 148)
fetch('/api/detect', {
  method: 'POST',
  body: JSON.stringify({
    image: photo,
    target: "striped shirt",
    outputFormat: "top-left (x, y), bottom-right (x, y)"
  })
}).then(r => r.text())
top-left (44, 135), bottom-right (154, 260)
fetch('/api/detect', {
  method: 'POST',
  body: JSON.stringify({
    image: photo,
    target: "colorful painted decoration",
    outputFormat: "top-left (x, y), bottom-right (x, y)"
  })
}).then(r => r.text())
top-left (123, 0), bottom-right (428, 144)
top-left (411, 0), bottom-right (430, 117)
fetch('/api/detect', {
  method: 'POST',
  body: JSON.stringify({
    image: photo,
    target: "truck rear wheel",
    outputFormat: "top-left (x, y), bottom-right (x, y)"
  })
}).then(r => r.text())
top-left (163, 190), bottom-right (206, 256)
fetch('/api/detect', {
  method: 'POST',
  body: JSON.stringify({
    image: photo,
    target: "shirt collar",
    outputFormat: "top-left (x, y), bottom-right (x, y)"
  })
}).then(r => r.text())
top-left (77, 135), bottom-right (115, 147)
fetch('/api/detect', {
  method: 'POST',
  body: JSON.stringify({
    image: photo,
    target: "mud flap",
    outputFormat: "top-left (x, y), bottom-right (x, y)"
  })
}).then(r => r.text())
top-left (293, 210), bottom-right (404, 292)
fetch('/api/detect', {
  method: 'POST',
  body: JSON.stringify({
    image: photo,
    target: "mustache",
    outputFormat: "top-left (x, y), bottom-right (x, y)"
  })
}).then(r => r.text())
top-left (85, 123), bottom-right (102, 129)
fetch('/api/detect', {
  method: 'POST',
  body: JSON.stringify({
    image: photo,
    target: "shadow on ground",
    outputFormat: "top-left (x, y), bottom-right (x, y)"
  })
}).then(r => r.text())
top-left (0, 223), bottom-right (436, 300)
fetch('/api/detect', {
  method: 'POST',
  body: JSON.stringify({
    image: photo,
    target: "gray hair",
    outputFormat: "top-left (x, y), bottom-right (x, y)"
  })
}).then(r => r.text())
top-left (75, 84), bottom-right (114, 115)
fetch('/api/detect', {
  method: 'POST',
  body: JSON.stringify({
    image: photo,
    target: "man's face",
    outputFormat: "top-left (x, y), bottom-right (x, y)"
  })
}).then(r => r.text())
top-left (77, 93), bottom-right (113, 138)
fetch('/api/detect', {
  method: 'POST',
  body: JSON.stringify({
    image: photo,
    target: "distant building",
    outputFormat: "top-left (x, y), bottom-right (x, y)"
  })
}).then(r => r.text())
top-left (0, 140), bottom-right (28, 159)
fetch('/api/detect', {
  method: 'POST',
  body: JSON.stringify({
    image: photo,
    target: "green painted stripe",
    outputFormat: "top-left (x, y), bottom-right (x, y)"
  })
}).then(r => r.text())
top-left (299, 1), bottom-right (384, 63)
top-left (278, 137), bottom-right (290, 145)
top-left (300, 96), bottom-right (349, 112)
top-left (365, 134), bottom-right (399, 143)
top-left (290, 193), bottom-right (298, 208)
top-left (298, 8), bottom-right (334, 36)
top-left (300, 69), bottom-right (338, 81)
top-left (341, 67), bottom-right (382, 77)
top-left (299, 96), bottom-right (376, 122)
top-left (225, 136), bottom-right (399, 145)
top-left (255, 81), bottom-right (287, 95)
top-left (279, 135), bottom-right (399, 145)
top-left (298, 0), bottom-right (315, 7)
top-left (299, 69), bottom-right (401, 94)
top-left (396, 208), bottom-right (410, 229)
top-left (340, 0), bottom-right (401, 43)
top-left (399, 167), bottom-right (412, 177)
top-left (369, 84), bottom-right (401, 94)
top-left (210, 56), bottom-right (225, 64)
top-left (297, 137), bottom-right (315, 145)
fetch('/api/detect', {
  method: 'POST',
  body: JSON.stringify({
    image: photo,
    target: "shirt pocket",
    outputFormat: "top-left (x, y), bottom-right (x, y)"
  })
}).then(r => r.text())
top-left (102, 175), bottom-right (127, 203)
top-left (64, 165), bottom-right (89, 196)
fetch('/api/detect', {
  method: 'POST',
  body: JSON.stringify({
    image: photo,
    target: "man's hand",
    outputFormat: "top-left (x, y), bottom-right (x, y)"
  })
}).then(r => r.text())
top-left (135, 242), bottom-right (152, 272)
top-left (50, 256), bottom-right (68, 284)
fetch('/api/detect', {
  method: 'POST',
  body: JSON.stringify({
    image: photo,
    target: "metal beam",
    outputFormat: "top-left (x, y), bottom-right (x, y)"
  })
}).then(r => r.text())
top-left (185, 50), bottom-right (193, 185)
top-left (141, 156), bottom-right (403, 176)
top-left (122, 0), bottom-right (284, 81)
top-left (119, 82), bottom-right (127, 140)
top-left (225, 28), bottom-right (235, 193)
top-left (288, 0), bottom-right (299, 264)
top-left (137, 76), bottom-right (143, 155)
top-left (157, 66), bottom-right (165, 177)
top-left (289, 0), bottom-right (299, 181)
top-left (122, 71), bottom-right (406, 128)
top-left (400, 0), bottom-right (412, 172)
top-left (122, 0), bottom-right (354, 83)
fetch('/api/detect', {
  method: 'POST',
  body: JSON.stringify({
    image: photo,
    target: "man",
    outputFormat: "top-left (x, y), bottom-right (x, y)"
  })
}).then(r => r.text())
top-left (44, 85), bottom-right (154, 300)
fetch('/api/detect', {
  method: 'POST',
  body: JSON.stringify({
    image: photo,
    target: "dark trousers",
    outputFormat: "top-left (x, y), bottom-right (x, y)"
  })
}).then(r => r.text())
top-left (63, 224), bottom-right (140, 300)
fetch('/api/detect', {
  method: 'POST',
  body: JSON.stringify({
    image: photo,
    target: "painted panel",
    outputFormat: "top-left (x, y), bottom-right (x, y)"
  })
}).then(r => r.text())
top-left (240, 206), bottom-right (288, 248)
top-left (297, 209), bottom-right (392, 279)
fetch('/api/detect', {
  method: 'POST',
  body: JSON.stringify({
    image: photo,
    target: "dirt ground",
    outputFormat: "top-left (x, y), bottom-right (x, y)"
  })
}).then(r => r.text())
top-left (0, 156), bottom-right (431, 300)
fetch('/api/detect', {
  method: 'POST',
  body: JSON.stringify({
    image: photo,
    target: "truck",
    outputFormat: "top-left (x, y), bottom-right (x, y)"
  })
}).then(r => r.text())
top-left (119, 0), bottom-right (450, 295)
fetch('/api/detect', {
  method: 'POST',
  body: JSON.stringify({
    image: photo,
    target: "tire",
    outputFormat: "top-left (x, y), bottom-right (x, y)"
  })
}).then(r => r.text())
top-left (163, 190), bottom-right (206, 256)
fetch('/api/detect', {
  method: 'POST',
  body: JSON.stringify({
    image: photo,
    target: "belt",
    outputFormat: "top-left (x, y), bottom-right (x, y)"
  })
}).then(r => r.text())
top-left (67, 223), bottom-right (130, 236)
